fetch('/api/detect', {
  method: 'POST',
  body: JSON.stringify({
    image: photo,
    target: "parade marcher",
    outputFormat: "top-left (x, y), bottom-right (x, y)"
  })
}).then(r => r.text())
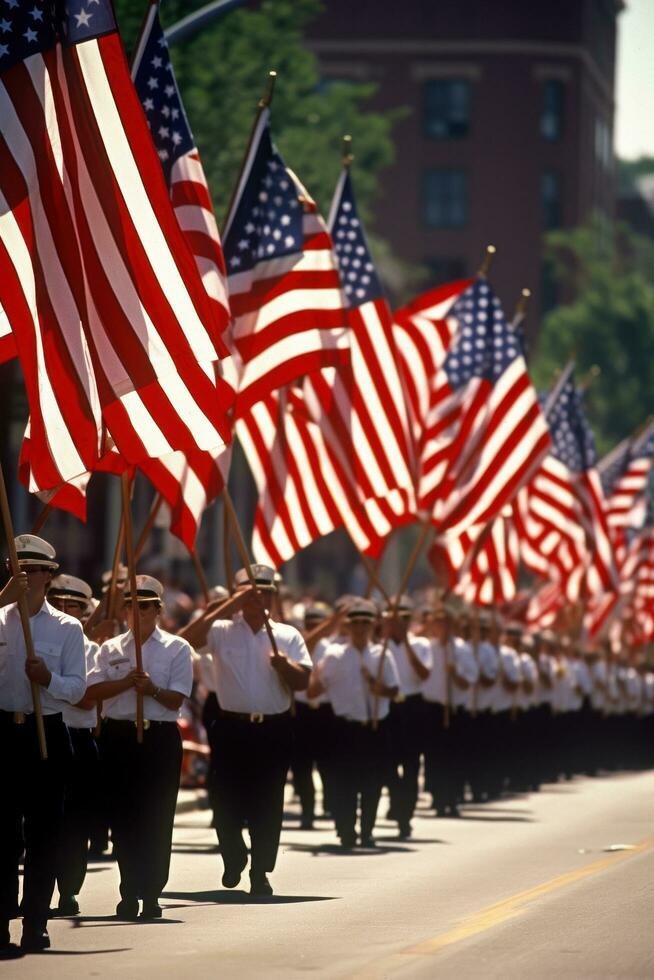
top-left (494, 623), bottom-right (522, 792)
top-left (292, 602), bottom-right (339, 829)
top-left (308, 598), bottom-right (399, 848)
top-left (471, 611), bottom-right (501, 801)
top-left (420, 604), bottom-right (455, 815)
top-left (535, 632), bottom-right (557, 784)
top-left (86, 576), bottom-right (193, 920)
top-left (383, 595), bottom-right (432, 839)
top-left (0, 535), bottom-right (86, 957)
top-left (182, 565), bottom-right (311, 896)
top-left (447, 609), bottom-right (480, 808)
top-left (47, 575), bottom-right (100, 916)
top-left (514, 632), bottom-right (540, 792)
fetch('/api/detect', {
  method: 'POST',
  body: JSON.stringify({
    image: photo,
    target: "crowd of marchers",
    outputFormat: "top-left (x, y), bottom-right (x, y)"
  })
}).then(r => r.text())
top-left (1, 532), bottom-right (653, 960)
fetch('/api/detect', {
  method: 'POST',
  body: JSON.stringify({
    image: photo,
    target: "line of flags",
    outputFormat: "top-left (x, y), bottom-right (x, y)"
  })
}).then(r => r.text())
top-left (1, 1), bottom-right (654, 650)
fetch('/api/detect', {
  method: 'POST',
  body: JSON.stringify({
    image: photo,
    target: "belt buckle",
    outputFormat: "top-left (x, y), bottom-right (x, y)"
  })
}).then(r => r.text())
top-left (136, 719), bottom-right (151, 731)
top-left (249, 712), bottom-right (264, 724)
top-left (13, 712), bottom-right (25, 725)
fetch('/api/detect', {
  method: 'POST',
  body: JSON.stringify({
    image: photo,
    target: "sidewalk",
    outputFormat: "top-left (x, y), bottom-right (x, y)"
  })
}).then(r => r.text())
top-left (176, 787), bottom-right (208, 814)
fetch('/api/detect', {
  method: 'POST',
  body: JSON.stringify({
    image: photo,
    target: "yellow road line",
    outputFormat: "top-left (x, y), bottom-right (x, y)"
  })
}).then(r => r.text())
top-left (353, 835), bottom-right (654, 978)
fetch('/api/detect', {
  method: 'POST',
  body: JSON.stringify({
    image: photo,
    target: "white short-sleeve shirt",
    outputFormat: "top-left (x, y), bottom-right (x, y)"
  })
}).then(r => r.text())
top-left (296, 636), bottom-right (333, 705)
top-left (516, 653), bottom-right (539, 710)
top-left (64, 637), bottom-right (100, 729)
top-left (421, 639), bottom-right (448, 705)
top-left (476, 641), bottom-right (500, 712)
top-left (450, 638), bottom-right (480, 711)
top-left (493, 645), bottom-right (521, 713)
top-left (92, 626), bottom-right (193, 722)
top-left (388, 634), bottom-right (433, 697)
top-left (207, 613), bottom-right (311, 714)
top-left (0, 600), bottom-right (86, 715)
top-left (317, 641), bottom-right (399, 722)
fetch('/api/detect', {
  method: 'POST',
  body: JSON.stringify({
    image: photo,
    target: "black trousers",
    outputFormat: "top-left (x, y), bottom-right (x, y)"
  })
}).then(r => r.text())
top-left (210, 710), bottom-right (292, 877)
top-left (56, 727), bottom-right (99, 900)
top-left (388, 696), bottom-right (424, 826)
top-left (101, 718), bottom-right (182, 903)
top-left (422, 701), bottom-right (458, 810)
top-left (201, 692), bottom-right (221, 825)
top-left (0, 711), bottom-right (72, 929)
top-left (291, 702), bottom-right (335, 822)
top-left (330, 716), bottom-right (389, 842)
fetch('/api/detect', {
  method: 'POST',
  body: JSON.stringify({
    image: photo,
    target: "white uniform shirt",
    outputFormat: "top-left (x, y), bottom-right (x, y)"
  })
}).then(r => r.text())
top-left (574, 659), bottom-right (593, 699)
top-left (194, 647), bottom-right (217, 692)
top-left (537, 652), bottom-right (555, 706)
top-left (92, 626), bottom-right (193, 721)
top-left (516, 653), bottom-right (539, 711)
top-left (0, 600), bottom-right (86, 714)
top-left (552, 658), bottom-right (575, 713)
top-left (566, 659), bottom-right (583, 711)
top-left (207, 614), bottom-right (311, 714)
top-left (589, 658), bottom-right (608, 711)
top-left (624, 667), bottom-right (642, 712)
top-left (605, 662), bottom-right (621, 715)
top-left (494, 645), bottom-right (521, 713)
top-left (421, 639), bottom-right (448, 705)
top-left (450, 637), bottom-right (480, 711)
top-left (476, 641), bottom-right (500, 712)
top-left (643, 672), bottom-right (654, 716)
top-left (388, 634), bottom-right (433, 697)
top-left (64, 637), bottom-right (100, 729)
top-left (317, 641), bottom-right (399, 722)
top-left (296, 636), bottom-right (333, 705)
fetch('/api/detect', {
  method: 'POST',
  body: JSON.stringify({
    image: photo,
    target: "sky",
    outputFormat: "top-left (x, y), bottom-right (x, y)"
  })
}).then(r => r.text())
top-left (615, 0), bottom-right (654, 160)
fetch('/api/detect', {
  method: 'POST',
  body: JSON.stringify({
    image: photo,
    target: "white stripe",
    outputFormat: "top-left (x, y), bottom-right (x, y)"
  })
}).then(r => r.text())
top-left (228, 244), bottom-right (339, 296)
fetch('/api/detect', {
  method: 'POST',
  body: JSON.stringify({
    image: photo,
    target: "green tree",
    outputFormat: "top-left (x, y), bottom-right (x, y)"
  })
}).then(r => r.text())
top-left (532, 217), bottom-right (654, 455)
top-left (113, 0), bottom-right (398, 232)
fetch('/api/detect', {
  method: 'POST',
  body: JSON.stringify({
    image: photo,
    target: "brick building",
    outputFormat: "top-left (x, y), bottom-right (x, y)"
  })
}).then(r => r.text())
top-left (307, 0), bottom-right (622, 340)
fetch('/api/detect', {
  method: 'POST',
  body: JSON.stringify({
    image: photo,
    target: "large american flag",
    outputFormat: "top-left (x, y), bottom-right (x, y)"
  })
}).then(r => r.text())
top-left (0, 0), bottom-right (232, 494)
top-left (420, 278), bottom-right (551, 536)
top-left (303, 167), bottom-right (416, 538)
top-left (223, 109), bottom-right (347, 411)
top-left (131, 0), bottom-right (230, 336)
top-left (599, 420), bottom-right (654, 536)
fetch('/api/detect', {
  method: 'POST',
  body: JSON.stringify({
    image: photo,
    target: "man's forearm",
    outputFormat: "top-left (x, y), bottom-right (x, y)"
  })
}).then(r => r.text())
top-left (273, 658), bottom-right (310, 691)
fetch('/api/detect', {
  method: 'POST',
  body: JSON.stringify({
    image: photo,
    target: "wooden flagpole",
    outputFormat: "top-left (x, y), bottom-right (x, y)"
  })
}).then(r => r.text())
top-left (223, 498), bottom-right (234, 594)
top-left (371, 520), bottom-right (433, 728)
top-left (120, 473), bottom-right (144, 743)
top-left (0, 461), bottom-right (47, 759)
top-left (190, 549), bottom-right (210, 605)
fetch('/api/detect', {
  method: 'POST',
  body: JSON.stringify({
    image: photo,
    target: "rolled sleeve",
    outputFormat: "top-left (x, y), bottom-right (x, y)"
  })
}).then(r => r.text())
top-left (169, 641), bottom-right (193, 697)
top-left (47, 622), bottom-right (86, 705)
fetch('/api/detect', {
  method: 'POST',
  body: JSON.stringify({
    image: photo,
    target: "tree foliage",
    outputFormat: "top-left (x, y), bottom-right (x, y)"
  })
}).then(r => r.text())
top-left (532, 217), bottom-right (654, 455)
top-left (112, 0), bottom-right (397, 228)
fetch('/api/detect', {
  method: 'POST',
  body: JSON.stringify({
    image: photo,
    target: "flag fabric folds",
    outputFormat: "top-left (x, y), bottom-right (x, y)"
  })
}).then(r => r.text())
top-left (223, 109), bottom-right (347, 411)
top-left (0, 1), bottom-right (232, 496)
top-left (420, 278), bottom-right (551, 536)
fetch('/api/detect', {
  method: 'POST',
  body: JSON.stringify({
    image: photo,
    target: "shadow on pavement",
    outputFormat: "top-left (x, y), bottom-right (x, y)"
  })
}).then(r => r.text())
top-left (68, 915), bottom-right (184, 927)
top-left (284, 842), bottom-right (415, 856)
top-left (162, 889), bottom-right (335, 905)
top-left (27, 947), bottom-right (132, 956)
top-left (457, 813), bottom-right (535, 823)
top-left (171, 844), bottom-right (221, 855)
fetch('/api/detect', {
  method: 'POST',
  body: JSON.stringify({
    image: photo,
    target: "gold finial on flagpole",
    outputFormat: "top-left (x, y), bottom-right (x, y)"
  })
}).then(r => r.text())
top-left (259, 70), bottom-right (277, 109)
top-left (477, 244), bottom-right (496, 278)
top-left (514, 287), bottom-right (531, 320)
top-left (342, 134), bottom-right (353, 168)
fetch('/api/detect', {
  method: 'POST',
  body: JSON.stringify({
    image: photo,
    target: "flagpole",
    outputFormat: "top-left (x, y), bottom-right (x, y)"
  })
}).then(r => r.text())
top-left (371, 520), bottom-right (433, 729)
top-left (223, 499), bottom-right (234, 593)
top-left (477, 244), bottom-right (497, 278)
top-left (189, 549), bottom-right (210, 605)
top-left (221, 70), bottom-right (277, 237)
top-left (120, 474), bottom-right (145, 744)
top-left (0, 461), bottom-right (47, 760)
top-left (134, 493), bottom-right (164, 562)
top-left (31, 502), bottom-right (53, 535)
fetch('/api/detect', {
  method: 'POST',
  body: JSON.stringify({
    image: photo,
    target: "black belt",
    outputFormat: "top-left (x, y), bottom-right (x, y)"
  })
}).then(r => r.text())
top-left (0, 709), bottom-right (63, 726)
top-left (103, 717), bottom-right (176, 730)
top-left (218, 708), bottom-right (290, 724)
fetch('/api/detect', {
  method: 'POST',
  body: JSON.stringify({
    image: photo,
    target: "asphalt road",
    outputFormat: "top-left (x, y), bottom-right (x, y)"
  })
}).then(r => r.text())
top-left (8, 769), bottom-right (654, 979)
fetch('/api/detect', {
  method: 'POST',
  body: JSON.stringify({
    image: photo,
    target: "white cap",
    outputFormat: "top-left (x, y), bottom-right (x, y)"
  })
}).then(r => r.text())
top-left (209, 585), bottom-right (229, 601)
top-left (233, 564), bottom-right (276, 591)
top-left (13, 534), bottom-right (58, 570)
top-left (123, 574), bottom-right (164, 603)
top-left (48, 574), bottom-right (93, 604)
top-left (345, 598), bottom-right (378, 623)
top-left (383, 593), bottom-right (413, 618)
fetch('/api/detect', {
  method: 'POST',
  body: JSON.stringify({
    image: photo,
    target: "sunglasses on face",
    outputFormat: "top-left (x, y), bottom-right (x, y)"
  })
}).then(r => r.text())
top-left (126, 600), bottom-right (159, 611)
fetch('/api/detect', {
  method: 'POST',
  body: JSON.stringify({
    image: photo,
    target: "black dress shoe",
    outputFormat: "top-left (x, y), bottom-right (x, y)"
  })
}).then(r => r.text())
top-left (20, 926), bottom-right (50, 952)
top-left (339, 834), bottom-right (357, 850)
top-left (249, 874), bottom-right (273, 897)
top-left (358, 835), bottom-right (376, 848)
top-left (300, 819), bottom-right (314, 830)
top-left (140, 902), bottom-right (163, 920)
top-left (222, 853), bottom-right (248, 889)
top-left (0, 925), bottom-right (24, 961)
top-left (398, 822), bottom-right (412, 840)
top-left (56, 897), bottom-right (80, 917)
top-left (115, 898), bottom-right (140, 921)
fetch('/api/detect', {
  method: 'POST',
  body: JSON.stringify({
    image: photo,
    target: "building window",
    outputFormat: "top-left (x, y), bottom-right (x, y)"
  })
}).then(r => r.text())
top-left (424, 170), bottom-right (468, 228)
top-left (541, 171), bottom-right (562, 229)
top-left (424, 79), bottom-right (470, 139)
top-left (541, 79), bottom-right (565, 141)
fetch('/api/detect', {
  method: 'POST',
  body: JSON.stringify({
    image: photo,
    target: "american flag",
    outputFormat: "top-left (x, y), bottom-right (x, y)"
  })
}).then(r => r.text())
top-left (223, 109), bottom-right (347, 411)
top-left (0, 0), bottom-right (232, 495)
top-left (236, 386), bottom-right (384, 568)
top-left (303, 168), bottom-right (416, 539)
top-left (599, 420), bottom-right (654, 536)
top-left (0, 298), bottom-right (15, 362)
top-left (131, 0), bottom-right (230, 335)
top-left (420, 278), bottom-right (551, 536)
top-left (442, 508), bottom-right (520, 606)
top-left (522, 365), bottom-right (618, 599)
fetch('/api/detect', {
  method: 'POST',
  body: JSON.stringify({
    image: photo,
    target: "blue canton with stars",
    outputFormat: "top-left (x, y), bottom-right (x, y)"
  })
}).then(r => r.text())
top-left (0, 1), bottom-right (116, 72)
top-left (547, 376), bottom-right (597, 473)
top-left (443, 279), bottom-right (520, 390)
top-left (223, 118), bottom-right (303, 274)
top-left (331, 172), bottom-right (382, 307)
top-left (132, 5), bottom-right (194, 186)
